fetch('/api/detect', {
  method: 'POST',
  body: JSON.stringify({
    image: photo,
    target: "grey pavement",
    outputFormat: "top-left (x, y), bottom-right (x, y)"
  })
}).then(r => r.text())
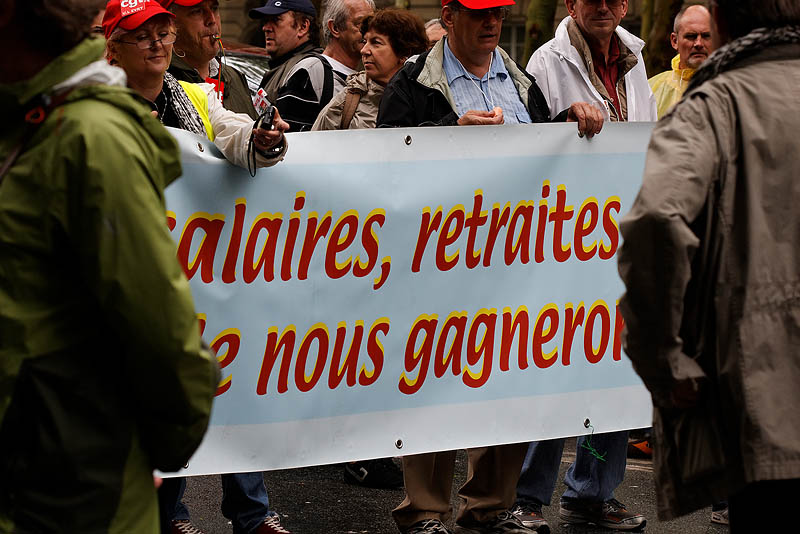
top-left (182, 439), bottom-right (729, 534)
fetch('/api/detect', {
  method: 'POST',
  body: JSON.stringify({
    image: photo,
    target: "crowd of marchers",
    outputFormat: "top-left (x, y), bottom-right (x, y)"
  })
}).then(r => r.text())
top-left (2, 0), bottom-right (800, 533)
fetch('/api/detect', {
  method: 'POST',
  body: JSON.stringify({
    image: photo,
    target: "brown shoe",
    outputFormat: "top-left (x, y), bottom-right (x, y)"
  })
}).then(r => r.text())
top-left (170, 520), bottom-right (205, 534)
top-left (254, 515), bottom-right (291, 534)
top-left (559, 499), bottom-right (646, 531)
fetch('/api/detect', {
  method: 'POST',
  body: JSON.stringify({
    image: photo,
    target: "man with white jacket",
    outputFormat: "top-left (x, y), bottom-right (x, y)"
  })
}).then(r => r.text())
top-left (512, 1), bottom-right (653, 532)
top-left (525, 0), bottom-right (656, 122)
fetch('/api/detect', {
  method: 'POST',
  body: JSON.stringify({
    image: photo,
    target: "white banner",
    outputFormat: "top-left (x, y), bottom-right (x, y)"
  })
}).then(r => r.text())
top-left (165, 123), bottom-right (654, 476)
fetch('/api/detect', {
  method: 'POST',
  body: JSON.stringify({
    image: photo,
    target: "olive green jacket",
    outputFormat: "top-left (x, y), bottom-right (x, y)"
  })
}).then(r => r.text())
top-left (0, 38), bottom-right (218, 533)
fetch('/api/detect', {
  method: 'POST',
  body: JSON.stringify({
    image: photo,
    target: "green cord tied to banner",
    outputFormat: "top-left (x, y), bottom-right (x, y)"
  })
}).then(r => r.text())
top-left (581, 418), bottom-right (607, 462)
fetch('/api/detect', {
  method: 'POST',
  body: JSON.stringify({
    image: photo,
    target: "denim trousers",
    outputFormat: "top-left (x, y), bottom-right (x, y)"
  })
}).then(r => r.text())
top-left (159, 472), bottom-right (270, 534)
top-left (515, 430), bottom-right (629, 505)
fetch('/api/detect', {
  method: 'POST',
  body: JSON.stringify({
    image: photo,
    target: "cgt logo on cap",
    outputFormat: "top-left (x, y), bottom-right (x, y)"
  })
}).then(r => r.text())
top-left (120, 0), bottom-right (148, 17)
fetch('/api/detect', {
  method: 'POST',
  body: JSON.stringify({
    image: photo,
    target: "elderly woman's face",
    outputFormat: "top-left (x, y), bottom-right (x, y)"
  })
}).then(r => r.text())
top-left (361, 30), bottom-right (404, 86)
top-left (111, 17), bottom-right (175, 83)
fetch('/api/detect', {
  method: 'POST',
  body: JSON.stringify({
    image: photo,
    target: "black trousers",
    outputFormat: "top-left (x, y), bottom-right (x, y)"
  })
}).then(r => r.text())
top-left (729, 478), bottom-right (800, 532)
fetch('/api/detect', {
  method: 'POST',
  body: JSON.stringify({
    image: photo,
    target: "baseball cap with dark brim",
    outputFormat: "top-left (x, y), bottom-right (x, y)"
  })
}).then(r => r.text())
top-left (249, 0), bottom-right (317, 19)
top-left (103, 0), bottom-right (175, 40)
top-left (442, 0), bottom-right (515, 8)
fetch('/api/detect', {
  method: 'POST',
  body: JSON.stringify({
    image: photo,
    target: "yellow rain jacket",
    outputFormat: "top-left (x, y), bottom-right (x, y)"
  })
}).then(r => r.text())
top-left (648, 55), bottom-right (696, 118)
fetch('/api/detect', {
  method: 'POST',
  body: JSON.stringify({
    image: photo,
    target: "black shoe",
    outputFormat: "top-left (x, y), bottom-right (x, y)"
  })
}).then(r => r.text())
top-left (343, 457), bottom-right (403, 488)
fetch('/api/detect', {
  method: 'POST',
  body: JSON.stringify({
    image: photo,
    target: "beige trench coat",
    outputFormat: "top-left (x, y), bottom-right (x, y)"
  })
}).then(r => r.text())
top-left (618, 43), bottom-right (800, 519)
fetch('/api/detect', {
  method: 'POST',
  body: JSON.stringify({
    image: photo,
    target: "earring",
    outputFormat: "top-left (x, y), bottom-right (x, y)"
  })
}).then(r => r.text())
top-left (174, 48), bottom-right (186, 58)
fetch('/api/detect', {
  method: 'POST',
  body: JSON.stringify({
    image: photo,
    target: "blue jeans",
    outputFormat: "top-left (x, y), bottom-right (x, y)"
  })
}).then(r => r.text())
top-left (159, 472), bottom-right (271, 534)
top-left (515, 430), bottom-right (629, 506)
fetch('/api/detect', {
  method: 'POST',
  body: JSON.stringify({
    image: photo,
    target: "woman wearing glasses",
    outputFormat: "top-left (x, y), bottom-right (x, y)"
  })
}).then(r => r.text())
top-left (103, 0), bottom-right (288, 168)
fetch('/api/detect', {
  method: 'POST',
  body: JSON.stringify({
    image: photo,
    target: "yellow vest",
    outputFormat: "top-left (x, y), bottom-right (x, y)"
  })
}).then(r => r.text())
top-left (178, 80), bottom-right (215, 141)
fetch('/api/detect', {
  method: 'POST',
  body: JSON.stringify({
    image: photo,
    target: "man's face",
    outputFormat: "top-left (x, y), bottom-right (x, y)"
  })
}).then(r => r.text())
top-left (337, 0), bottom-right (374, 64)
top-left (566, 0), bottom-right (628, 45)
top-left (262, 12), bottom-right (307, 58)
top-left (443, 5), bottom-right (506, 59)
top-left (172, 0), bottom-right (221, 63)
top-left (672, 7), bottom-right (712, 69)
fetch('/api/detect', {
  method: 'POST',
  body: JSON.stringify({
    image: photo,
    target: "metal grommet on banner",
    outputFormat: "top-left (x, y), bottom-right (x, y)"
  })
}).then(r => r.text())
top-left (395, 439), bottom-right (403, 449)
top-left (404, 135), bottom-right (412, 146)
top-left (197, 143), bottom-right (204, 152)
top-left (581, 418), bottom-right (607, 462)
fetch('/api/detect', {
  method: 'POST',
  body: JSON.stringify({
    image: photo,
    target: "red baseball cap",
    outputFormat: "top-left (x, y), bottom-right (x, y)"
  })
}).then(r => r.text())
top-left (103, 0), bottom-right (175, 40)
top-left (441, 0), bottom-right (515, 8)
top-left (157, 0), bottom-right (206, 7)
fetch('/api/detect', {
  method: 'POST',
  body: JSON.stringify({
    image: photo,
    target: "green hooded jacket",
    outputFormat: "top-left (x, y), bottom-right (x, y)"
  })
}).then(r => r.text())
top-left (0, 38), bottom-right (218, 533)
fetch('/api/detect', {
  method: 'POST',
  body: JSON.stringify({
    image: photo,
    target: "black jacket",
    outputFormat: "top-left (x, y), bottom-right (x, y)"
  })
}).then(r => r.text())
top-left (377, 43), bottom-right (567, 128)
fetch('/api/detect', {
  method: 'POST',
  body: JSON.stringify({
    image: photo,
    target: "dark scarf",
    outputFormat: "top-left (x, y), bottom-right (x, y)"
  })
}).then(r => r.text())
top-left (687, 25), bottom-right (800, 92)
top-left (161, 72), bottom-right (207, 136)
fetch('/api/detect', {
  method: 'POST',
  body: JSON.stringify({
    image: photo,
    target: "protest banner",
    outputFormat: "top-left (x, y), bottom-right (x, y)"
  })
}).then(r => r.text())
top-left (165, 123), bottom-right (655, 476)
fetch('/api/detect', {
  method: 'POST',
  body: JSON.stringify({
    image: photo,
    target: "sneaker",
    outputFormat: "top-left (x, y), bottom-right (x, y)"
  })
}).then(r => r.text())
top-left (559, 499), bottom-right (646, 531)
top-left (254, 515), bottom-right (291, 534)
top-left (170, 520), bottom-right (205, 534)
top-left (454, 510), bottom-right (537, 533)
top-left (711, 507), bottom-right (729, 525)
top-left (404, 518), bottom-right (451, 534)
top-left (344, 457), bottom-right (403, 488)
top-left (511, 502), bottom-right (550, 533)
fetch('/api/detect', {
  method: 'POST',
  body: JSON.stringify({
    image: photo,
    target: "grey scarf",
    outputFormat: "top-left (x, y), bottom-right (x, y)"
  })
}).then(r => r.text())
top-left (687, 25), bottom-right (800, 92)
top-left (163, 72), bottom-right (207, 136)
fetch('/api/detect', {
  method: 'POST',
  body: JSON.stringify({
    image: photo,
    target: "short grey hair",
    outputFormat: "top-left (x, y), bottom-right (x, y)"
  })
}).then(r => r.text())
top-left (321, 0), bottom-right (375, 46)
top-left (425, 18), bottom-right (446, 30)
top-left (714, 0), bottom-right (800, 38)
top-left (673, 4), bottom-right (710, 33)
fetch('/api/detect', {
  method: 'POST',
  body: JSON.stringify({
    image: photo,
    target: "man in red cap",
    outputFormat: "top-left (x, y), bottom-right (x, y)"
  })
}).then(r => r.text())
top-left (378, 1), bottom-right (602, 533)
top-left (158, 0), bottom-right (258, 119)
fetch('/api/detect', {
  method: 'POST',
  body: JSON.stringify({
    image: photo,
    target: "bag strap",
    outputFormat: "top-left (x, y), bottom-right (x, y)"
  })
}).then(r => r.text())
top-left (0, 91), bottom-right (72, 185)
top-left (339, 90), bottom-right (362, 130)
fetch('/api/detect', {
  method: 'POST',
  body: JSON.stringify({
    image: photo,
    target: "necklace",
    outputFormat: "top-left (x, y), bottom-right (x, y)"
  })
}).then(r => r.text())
top-left (456, 52), bottom-right (495, 111)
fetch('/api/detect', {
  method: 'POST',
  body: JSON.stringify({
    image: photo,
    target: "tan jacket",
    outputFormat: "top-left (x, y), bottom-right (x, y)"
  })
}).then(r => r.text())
top-left (312, 71), bottom-right (383, 130)
top-left (618, 43), bottom-right (800, 519)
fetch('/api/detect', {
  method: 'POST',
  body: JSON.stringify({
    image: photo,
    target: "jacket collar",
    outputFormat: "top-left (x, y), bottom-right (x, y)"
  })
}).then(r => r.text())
top-left (268, 40), bottom-right (318, 69)
top-left (551, 16), bottom-right (644, 60)
top-left (414, 38), bottom-right (533, 112)
top-left (670, 54), bottom-right (695, 81)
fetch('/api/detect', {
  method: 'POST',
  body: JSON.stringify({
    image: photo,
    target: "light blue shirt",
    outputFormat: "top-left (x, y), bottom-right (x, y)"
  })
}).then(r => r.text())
top-left (442, 38), bottom-right (532, 124)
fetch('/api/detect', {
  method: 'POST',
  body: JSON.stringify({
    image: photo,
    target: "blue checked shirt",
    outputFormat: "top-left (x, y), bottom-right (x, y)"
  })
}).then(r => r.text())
top-left (442, 38), bottom-right (532, 124)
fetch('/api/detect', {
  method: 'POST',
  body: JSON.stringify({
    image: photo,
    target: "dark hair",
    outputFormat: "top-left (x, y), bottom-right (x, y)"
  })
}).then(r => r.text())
top-left (359, 9), bottom-right (428, 59)
top-left (291, 11), bottom-right (321, 47)
top-left (16, 0), bottom-right (105, 56)
top-left (715, 0), bottom-right (800, 39)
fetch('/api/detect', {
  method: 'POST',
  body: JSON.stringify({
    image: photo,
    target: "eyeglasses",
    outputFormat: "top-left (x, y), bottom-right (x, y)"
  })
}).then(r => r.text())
top-left (582, 0), bottom-right (625, 8)
top-left (451, 6), bottom-right (509, 21)
top-left (115, 32), bottom-right (177, 50)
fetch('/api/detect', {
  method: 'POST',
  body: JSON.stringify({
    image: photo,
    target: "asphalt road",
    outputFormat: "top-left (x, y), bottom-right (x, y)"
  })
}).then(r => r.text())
top-left (182, 439), bottom-right (729, 534)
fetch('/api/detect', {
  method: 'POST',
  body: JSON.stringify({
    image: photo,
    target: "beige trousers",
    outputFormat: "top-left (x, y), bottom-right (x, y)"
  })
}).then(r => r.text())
top-left (392, 443), bottom-right (529, 529)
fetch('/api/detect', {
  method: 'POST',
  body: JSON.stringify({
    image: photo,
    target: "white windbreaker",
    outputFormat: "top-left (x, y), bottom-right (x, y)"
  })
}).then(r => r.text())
top-left (526, 17), bottom-right (657, 122)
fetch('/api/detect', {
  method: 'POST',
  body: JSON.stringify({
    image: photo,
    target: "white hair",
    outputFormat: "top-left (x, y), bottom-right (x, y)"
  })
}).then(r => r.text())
top-left (321, 0), bottom-right (375, 46)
